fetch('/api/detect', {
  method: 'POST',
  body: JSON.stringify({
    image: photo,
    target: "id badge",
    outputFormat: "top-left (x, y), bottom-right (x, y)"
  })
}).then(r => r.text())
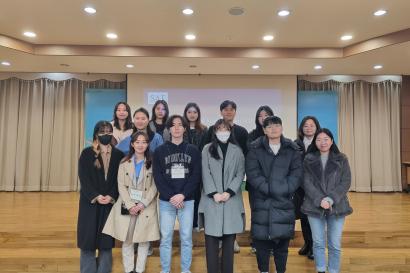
top-left (129, 188), bottom-right (143, 202)
top-left (171, 163), bottom-right (185, 179)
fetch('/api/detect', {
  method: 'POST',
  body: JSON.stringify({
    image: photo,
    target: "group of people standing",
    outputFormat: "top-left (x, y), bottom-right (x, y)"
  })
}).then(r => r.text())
top-left (77, 99), bottom-right (353, 273)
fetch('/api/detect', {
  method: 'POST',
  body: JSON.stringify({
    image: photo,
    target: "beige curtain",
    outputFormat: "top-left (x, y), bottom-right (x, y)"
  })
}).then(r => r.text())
top-left (298, 79), bottom-right (401, 192)
top-left (0, 77), bottom-right (126, 191)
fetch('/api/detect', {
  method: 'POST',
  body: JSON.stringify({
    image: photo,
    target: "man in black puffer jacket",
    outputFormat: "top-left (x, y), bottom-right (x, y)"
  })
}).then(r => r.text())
top-left (246, 116), bottom-right (302, 273)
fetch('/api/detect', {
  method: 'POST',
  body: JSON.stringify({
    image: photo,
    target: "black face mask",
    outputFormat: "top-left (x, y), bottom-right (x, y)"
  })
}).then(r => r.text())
top-left (98, 134), bottom-right (112, 145)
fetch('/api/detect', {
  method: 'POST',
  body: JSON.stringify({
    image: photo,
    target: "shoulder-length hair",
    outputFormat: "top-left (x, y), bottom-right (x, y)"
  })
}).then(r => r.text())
top-left (183, 102), bottom-right (206, 132)
top-left (151, 100), bottom-right (169, 124)
top-left (113, 102), bottom-right (133, 131)
top-left (308, 128), bottom-right (340, 154)
top-left (133, 107), bottom-right (155, 141)
top-left (208, 119), bottom-right (237, 160)
top-left (122, 131), bottom-right (152, 169)
top-left (297, 116), bottom-right (321, 140)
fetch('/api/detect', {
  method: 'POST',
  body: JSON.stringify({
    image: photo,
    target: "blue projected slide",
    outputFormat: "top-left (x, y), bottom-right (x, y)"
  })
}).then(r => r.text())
top-left (84, 88), bottom-right (126, 146)
top-left (297, 91), bottom-right (338, 144)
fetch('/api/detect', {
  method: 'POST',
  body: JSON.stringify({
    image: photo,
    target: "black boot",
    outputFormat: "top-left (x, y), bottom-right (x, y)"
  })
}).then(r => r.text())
top-left (298, 242), bottom-right (309, 255)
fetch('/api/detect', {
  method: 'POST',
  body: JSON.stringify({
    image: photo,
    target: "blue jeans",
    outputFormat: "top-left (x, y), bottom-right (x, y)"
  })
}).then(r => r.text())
top-left (308, 215), bottom-right (345, 273)
top-left (159, 200), bottom-right (194, 273)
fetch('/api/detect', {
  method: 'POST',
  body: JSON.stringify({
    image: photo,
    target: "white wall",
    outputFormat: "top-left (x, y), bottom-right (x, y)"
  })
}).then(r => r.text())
top-left (127, 74), bottom-right (298, 139)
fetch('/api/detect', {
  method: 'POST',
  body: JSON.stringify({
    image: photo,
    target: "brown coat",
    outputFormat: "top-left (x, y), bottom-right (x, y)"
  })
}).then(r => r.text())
top-left (103, 159), bottom-right (160, 243)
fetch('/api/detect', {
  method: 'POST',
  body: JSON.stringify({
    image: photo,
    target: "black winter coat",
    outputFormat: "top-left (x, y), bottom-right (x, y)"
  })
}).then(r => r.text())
top-left (77, 146), bottom-right (123, 250)
top-left (301, 151), bottom-right (353, 217)
top-left (293, 138), bottom-right (309, 219)
top-left (246, 136), bottom-right (302, 241)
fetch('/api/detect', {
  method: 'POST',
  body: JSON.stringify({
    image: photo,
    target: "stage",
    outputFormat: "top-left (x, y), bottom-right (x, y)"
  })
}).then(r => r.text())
top-left (1, 192), bottom-right (409, 273)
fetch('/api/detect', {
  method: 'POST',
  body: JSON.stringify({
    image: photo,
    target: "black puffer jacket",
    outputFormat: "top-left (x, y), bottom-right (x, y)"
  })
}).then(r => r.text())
top-left (246, 136), bottom-right (302, 241)
top-left (301, 151), bottom-right (353, 217)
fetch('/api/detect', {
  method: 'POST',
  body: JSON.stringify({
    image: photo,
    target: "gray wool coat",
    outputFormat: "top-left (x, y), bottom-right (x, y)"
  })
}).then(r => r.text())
top-left (198, 143), bottom-right (246, 237)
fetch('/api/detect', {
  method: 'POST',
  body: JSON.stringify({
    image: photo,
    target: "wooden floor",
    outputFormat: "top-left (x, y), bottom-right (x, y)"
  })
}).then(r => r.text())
top-left (1, 192), bottom-right (410, 272)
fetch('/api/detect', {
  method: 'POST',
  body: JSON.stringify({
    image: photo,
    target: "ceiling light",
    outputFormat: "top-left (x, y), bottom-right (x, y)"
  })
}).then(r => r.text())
top-left (185, 34), bottom-right (196, 40)
top-left (374, 10), bottom-right (387, 16)
top-left (1, 61), bottom-right (11, 66)
top-left (314, 65), bottom-right (322, 70)
top-left (106, 33), bottom-right (118, 39)
top-left (252, 65), bottom-right (260, 70)
top-left (278, 10), bottom-right (290, 17)
top-left (263, 35), bottom-right (274, 41)
top-left (229, 7), bottom-right (245, 16)
top-left (23, 31), bottom-right (36, 38)
top-left (126, 64), bottom-right (134, 68)
top-left (84, 7), bottom-right (96, 14)
top-left (374, 65), bottom-right (383, 70)
top-left (340, 35), bottom-right (353, 41)
top-left (182, 8), bottom-right (194, 15)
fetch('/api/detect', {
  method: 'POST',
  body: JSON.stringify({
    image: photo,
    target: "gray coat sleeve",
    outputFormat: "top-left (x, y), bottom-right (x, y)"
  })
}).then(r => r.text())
top-left (303, 160), bottom-right (326, 207)
top-left (328, 156), bottom-right (351, 204)
top-left (201, 147), bottom-right (218, 195)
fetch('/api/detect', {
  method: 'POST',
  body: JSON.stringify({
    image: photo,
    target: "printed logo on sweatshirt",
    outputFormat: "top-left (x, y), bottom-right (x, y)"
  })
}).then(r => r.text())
top-left (164, 153), bottom-right (192, 165)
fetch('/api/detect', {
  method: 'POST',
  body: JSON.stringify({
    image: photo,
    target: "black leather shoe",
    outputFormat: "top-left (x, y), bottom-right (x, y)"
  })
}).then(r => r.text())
top-left (298, 243), bottom-right (309, 255)
top-left (307, 248), bottom-right (314, 260)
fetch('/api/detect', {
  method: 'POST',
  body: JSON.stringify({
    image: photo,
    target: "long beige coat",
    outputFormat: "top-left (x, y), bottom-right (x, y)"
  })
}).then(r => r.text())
top-left (103, 159), bottom-right (160, 243)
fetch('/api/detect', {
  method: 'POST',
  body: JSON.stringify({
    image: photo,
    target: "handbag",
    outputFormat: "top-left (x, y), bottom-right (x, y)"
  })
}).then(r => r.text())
top-left (121, 202), bottom-right (130, 215)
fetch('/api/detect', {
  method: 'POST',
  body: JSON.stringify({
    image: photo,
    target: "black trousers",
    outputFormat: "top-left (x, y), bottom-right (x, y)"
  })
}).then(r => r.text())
top-left (205, 234), bottom-right (236, 273)
top-left (254, 238), bottom-right (290, 273)
top-left (300, 216), bottom-right (312, 244)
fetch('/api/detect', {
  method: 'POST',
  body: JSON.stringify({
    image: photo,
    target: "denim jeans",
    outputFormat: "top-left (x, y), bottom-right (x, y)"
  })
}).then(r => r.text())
top-left (80, 249), bottom-right (112, 273)
top-left (308, 215), bottom-right (345, 273)
top-left (159, 200), bottom-right (194, 273)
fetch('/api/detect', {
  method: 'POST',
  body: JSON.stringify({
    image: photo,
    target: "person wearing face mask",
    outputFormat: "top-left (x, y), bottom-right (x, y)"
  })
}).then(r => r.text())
top-left (294, 116), bottom-right (321, 260)
top-left (246, 116), bottom-right (302, 273)
top-left (77, 121), bottom-right (124, 273)
top-left (302, 128), bottom-right (352, 273)
top-left (199, 119), bottom-right (245, 273)
top-left (203, 100), bottom-right (248, 253)
top-left (117, 107), bottom-right (164, 155)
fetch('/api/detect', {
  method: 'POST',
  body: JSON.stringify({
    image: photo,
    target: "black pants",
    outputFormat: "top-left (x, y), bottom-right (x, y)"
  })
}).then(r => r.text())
top-left (254, 239), bottom-right (290, 273)
top-left (300, 216), bottom-right (312, 244)
top-left (205, 234), bottom-right (236, 273)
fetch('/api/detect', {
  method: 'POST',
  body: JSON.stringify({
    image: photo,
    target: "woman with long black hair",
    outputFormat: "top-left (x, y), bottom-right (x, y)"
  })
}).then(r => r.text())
top-left (199, 119), bottom-right (245, 273)
top-left (294, 116), bottom-right (321, 260)
top-left (111, 102), bottom-right (133, 145)
top-left (77, 121), bottom-right (124, 273)
top-left (149, 100), bottom-right (170, 141)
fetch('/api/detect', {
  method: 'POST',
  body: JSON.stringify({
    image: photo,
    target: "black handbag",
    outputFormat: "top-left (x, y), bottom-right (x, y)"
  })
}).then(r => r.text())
top-left (121, 203), bottom-right (130, 215)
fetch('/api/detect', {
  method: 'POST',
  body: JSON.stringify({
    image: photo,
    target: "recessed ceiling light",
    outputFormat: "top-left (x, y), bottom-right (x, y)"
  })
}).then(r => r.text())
top-left (252, 65), bottom-right (260, 70)
top-left (374, 65), bottom-right (383, 70)
top-left (374, 10), bottom-right (387, 16)
top-left (314, 65), bottom-right (323, 70)
top-left (84, 7), bottom-right (96, 14)
top-left (340, 35), bottom-right (353, 41)
top-left (229, 7), bottom-right (245, 16)
top-left (106, 33), bottom-right (118, 39)
top-left (23, 31), bottom-right (36, 38)
top-left (126, 64), bottom-right (134, 68)
top-left (263, 35), bottom-right (274, 41)
top-left (182, 8), bottom-right (194, 15)
top-left (1, 61), bottom-right (11, 66)
top-left (278, 10), bottom-right (290, 17)
top-left (185, 34), bottom-right (196, 40)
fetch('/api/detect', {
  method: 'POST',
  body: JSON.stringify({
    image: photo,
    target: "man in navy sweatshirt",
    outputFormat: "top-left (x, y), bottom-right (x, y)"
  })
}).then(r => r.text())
top-left (153, 114), bottom-right (201, 273)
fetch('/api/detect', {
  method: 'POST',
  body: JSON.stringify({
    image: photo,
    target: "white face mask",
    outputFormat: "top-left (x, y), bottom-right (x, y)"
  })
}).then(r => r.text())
top-left (216, 131), bottom-right (230, 143)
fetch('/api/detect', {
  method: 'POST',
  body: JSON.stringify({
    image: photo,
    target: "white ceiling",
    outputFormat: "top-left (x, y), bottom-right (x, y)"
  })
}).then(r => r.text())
top-left (0, 0), bottom-right (409, 74)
